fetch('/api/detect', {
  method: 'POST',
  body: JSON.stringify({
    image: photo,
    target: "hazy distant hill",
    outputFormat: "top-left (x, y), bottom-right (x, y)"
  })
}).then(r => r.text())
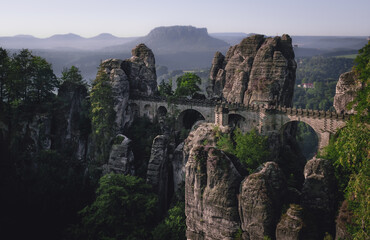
top-left (0, 33), bottom-right (137, 50)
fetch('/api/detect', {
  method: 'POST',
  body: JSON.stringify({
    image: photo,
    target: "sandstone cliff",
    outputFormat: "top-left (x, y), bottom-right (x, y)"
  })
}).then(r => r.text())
top-left (333, 70), bottom-right (362, 114)
top-left (209, 34), bottom-right (296, 106)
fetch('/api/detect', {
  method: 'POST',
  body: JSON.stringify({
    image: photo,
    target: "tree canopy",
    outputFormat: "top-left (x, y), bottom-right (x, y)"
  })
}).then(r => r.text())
top-left (77, 173), bottom-right (157, 240)
top-left (174, 72), bottom-right (201, 98)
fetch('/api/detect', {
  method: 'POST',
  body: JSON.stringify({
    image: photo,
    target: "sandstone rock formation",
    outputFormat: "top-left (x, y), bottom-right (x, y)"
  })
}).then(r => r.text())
top-left (184, 123), bottom-right (242, 239)
top-left (102, 134), bottom-right (134, 175)
top-left (146, 135), bottom-right (170, 215)
top-left (209, 34), bottom-right (296, 107)
top-left (301, 157), bottom-right (337, 238)
top-left (122, 43), bottom-right (157, 96)
top-left (275, 204), bottom-right (305, 240)
top-left (186, 146), bottom-right (242, 240)
top-left (101, 44), bottom-right (158, 131)
top-left (333, 71), bottom-right (362, 114)
top-left (172, 142), bottom-right (185, 193)
top-left (239, 161), bottom-right (287, 239)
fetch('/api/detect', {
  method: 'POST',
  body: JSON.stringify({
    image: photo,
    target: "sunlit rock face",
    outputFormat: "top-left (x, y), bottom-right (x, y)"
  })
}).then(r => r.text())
top-left (333, 70), bottom-right (362, 114)
top-left (209, 34), bottom-right (296, 107)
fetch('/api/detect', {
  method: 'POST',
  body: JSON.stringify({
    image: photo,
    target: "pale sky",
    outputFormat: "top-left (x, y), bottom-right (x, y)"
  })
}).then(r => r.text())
top-left (1, 0), bottom-right (369, 38)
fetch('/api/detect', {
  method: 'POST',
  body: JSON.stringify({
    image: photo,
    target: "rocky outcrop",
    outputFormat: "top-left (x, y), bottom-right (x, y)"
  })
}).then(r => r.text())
top-left (276, 204), bottom-right (305, 240)
top-left (185, 123), bottom-right (242, 240)
top-left (102, 134), bottom-right (134, 175)
top-left (333, 71), bottom-right (362, 114)
top-left (146, 135), bottom-right (170, 215)
top-left (239, 161), bottom-right (287, 239)
top-left (122, 44), bottom-right (157, 96)
top-left (335, 200), bottom-right (353, 240)
top-left (301, 157), bottom-right (337, 238)
top-left (209, 34), bottom-right (296, 106)
top-left (101, 44), bottom-right (158, 131)
top-left (101, 59), bottom-right (131, 132)
top-left (172, 142), bottom-right (185, 193)
top-left (186, 146), bottom-right (242, 240)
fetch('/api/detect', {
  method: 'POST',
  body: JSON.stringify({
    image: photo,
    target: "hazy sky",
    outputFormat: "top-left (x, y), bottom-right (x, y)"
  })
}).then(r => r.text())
top-left (1, 0), bottom-right (369, 38)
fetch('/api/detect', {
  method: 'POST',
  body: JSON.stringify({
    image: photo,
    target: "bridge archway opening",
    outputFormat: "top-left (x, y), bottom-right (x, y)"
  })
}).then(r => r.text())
top-left (144, 104), bottom-right (153, 119)
top-left (228, 114), bottom-right (246, 130)
top-left (281, 121), bottom-right (319, 161)
top-left (157, 106), bottom-right (168, 117)
top-left (178, 109), bottom-right (205, 130)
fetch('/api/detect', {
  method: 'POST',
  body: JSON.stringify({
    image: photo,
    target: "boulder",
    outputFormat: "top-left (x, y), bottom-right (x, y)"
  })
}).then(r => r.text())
top-left (333, 71), bottom-right (362, 114)
top-left (102, 134), bottom-right (134, 175)
top-left (239, 161), bottom-right (287, 240)
top-left (209, 34), bottom-right (296, 106)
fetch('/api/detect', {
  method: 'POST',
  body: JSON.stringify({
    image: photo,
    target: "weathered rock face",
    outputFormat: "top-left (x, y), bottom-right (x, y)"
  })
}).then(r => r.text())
top-left (102, 134), bottom-right (134, 175)
top-left (335, 200), bottom-right (353, 240)
top-left (209, 34), bottom-right (296, 106)
top-left (301, 157), bottom-right (337, 238)
top-left (333, 71), bottom-right (362, 114)
top-left (101, 59), bottom-right (131, 132)
top-left (239, 161), bottom-right (287, 240)
top-left (172, 142), bottom-right (185, 193)
top-left (101, 44), bottom-right (157, 131)
top-left (186, 146), bottom-right (242, 240)
top-left (146, 135), bottom-right (170, 215)
top-left (185, 123), bottom-right (242, 240)
top-left (122, 44), bottom-right (157, 96)
top-left (275, 204), bottom-right (305, 240)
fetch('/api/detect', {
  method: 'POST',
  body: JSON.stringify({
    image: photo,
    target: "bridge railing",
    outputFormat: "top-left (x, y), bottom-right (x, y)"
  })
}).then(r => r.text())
top-left (130, 94), bottom-right (351, 121)
top-left (130, 93), bottom-right (217, 107)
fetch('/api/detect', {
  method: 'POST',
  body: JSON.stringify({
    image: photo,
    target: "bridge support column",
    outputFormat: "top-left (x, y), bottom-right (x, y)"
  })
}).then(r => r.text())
top-left (318, 131), bottom-right (331, 153)
top-left (215, 106), bottom-right (229, 126)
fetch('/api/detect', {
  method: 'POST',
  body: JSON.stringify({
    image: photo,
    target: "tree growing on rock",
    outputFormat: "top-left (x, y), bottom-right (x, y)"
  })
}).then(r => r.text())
top-left (174, 72), bottom-right (201, 98)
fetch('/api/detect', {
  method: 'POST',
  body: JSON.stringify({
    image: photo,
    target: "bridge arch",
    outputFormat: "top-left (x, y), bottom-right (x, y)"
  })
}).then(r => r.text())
top-left (157, 106), bottom-right (168, 117)
top-left (177, 109), bottom-right (205, 130)
top-left (280, 120), bottom-right (319, 160)
top-left (228, 114), bottom-right (247, 130)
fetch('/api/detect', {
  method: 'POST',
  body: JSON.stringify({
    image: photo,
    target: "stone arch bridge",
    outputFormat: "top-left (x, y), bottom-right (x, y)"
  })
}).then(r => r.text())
top-left (129, 95), bottom-right (350, 151)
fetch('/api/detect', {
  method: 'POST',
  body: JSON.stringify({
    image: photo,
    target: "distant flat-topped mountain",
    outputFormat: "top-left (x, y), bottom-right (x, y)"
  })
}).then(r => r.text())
top-left (107, 26), bottom-right (230, 53)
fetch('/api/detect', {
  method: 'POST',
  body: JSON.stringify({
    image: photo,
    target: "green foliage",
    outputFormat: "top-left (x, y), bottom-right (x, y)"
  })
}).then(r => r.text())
top-left (174, 72), bottom-right (201, 97)
top-left (322, 42), bottom-right (370, 239)
top-left (216, 128), bottom-right (269, 173)
top-left (158, 79), bottom-right (174, 97)
top-left (90, 65), bottom-right (116, 163)
top-left (61, 65), bottom-right (85, 85)
top-left (0, 49), bottom-right (59, 106)
top-left (152, 202), bottom-right (186, 240)
top-left (77, 173), bottom-right (157, 240)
